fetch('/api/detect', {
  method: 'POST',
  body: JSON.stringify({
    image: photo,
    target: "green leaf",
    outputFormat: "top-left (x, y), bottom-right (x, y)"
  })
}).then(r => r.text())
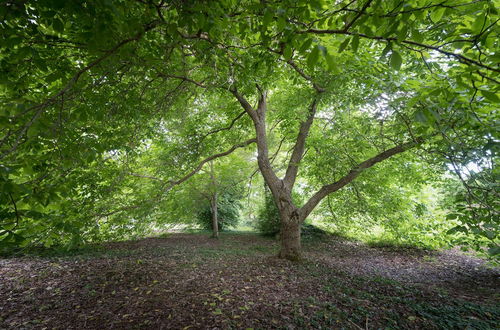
top-left (212, 308), bottom-right (223, 315)
top-left (276, 17), bottom-right (286, 31)
top-left (430, 8), bottom-right (446, 23)
top-left (283, 44), bottom-right (292, 60)
top-left (412, 29), bottom-right (423, 43)
top-left (415, 110), bottom-right (427, 123)
top-left (53, 19), bottom-right (64, 33)
top-left (324, 53), bottom-right (340, 73)
top-left (446, 226), bottom-right (466, 235)
top-left (338, 38), bottom-right (350, 53)
top-left (472, 14), bottom-right (485, 34)
top-left (263, 10), bottom-right (273, 28)
top-left (299, 38), bottom-right (313, 53)
top-left (351, 35), bottom-right (359, 53)
top-left (484, 231), bottom-right (496, 240)
top-left (27, 125), bottom-right (39, 138)
top-left (488, 246), bottom-right (500, 256)
top-left (307, 46), bottom-right (320, 68)
top-left (380, 43), bottom-right (392, 59)
top-left (389, 50), bottom-right (403, 70)
top-left (481, 90), bottom-right (500, 103)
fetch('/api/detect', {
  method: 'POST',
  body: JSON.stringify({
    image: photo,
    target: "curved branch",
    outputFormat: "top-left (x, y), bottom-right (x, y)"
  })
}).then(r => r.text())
top-left (166, 138), bottom-right (256, 189)
top-left (229, 87), bottom-right (282, 191)
top-left (198, 110), bottom-right (246, 142)
top-left (286, 60), bottom-right (326, 92)
top-left (156, 72), bottom-right (207, 88)
top-left (93, 138), bottom-right (256, 218)
top-left (300, 29), bottom-right (499, 74)
top-left (229, 87), bottom-right (257, 120)
top-left (1, 21), bottom-right (161, 159)
top-left (299, 137), bottom-right (423, 220)
top-left (343, 0), bottom-right (374, 32)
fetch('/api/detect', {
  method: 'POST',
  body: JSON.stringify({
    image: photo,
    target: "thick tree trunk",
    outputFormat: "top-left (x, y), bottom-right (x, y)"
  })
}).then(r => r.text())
top-left (210, 192), bottom-right (218, 238)
top-left (278, 219), bottom-right (301, 261)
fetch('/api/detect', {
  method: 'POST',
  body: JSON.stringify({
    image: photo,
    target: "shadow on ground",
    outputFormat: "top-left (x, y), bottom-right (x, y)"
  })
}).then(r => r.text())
top-left (0, 233), bottom-right (498, 329)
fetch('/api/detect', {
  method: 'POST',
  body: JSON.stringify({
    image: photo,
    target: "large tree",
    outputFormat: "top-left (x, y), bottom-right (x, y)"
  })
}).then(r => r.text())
top-left (1, 0), bottom-right (498, 259)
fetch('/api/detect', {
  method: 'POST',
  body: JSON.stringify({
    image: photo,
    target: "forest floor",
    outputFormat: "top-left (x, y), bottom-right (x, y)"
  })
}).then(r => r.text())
top-left (0, 232), bottom-right (498, 329)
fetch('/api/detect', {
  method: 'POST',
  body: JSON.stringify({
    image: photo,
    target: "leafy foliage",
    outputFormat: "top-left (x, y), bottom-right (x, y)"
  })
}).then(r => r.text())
top-left (197, 190), bottom-right (243, 231)
top-left (255, 192), bottom-right (281, 236)
top-left (0, 0), bottom-right (498, 257)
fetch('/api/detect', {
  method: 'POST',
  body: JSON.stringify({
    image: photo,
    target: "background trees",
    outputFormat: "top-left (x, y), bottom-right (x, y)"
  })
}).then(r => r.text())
top-left (0, 0), bottom-right (498, 259)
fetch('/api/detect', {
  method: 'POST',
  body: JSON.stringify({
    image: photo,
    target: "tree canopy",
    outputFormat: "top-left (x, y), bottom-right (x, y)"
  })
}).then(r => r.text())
top-left (0, 0), bottom-right (498, 258)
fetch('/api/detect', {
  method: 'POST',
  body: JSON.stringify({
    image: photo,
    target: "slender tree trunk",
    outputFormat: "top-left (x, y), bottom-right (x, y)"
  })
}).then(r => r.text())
top-left (211, 192), bottom-right (218, 238)
top-left (210, 161), bottom-right (218, 238)
top-left (278, 213), bottom-right (302, 261)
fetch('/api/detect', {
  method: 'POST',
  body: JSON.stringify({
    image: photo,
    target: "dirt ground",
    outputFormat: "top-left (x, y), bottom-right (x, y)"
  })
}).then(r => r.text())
top-left (0, 233), bottom-right (498, 329)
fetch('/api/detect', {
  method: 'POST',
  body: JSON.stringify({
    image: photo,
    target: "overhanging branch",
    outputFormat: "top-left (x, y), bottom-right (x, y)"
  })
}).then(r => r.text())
top-left (299, 137), bottom-right (423, 220)
top-left (1, 21), bottom-right (161, 159)
top-left (166, 138), bottom-right (256, 190)
top-left (299, 29), bottom-right (499, 74)
top-left (92, 138), bottom-right (256, 218)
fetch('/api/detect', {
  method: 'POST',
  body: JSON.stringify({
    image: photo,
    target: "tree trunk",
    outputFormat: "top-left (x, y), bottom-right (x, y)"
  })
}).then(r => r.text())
top-left (278, 219), bottom-right (301, 261)
top-left (210, 192), bottom-right (218, 238)
top-left (209, 161), bottom-right (219, 239)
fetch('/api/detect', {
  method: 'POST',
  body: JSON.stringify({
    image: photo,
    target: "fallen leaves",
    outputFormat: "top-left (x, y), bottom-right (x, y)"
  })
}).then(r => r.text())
top-left (0, 233), bottom-right (498, 329)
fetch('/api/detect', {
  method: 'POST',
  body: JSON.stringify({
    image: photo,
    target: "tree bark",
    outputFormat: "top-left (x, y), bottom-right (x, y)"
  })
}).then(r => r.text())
top-left (229, 86), bottom-right (422, 260)
top-left (278, 216), bottom-right (302, 261)
top-left (210, 192), bottom-right (218, 238)
top-left (210, 161), bottom-right (219, 238)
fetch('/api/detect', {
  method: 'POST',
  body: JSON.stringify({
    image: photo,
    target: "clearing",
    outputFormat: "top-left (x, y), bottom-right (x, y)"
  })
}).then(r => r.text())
top-left (0, 233), bottom-right (498, 329)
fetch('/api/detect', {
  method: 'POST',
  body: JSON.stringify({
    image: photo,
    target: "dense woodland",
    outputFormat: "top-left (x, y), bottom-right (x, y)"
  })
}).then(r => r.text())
top-left (0, 0), bottom-right (499, 328)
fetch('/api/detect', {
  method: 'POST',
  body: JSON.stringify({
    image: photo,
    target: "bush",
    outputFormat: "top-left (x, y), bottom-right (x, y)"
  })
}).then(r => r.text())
top-left (301, 223), bottom-right (330, 238)
top-left (255, 192), bottom-right (325, 238)
top-left (255, 194), bottom-right (280, 235)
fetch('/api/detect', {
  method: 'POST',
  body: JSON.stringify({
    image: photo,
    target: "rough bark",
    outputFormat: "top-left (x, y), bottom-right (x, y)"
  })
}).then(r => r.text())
top-left (278, 214), bottom-right (302, 261)
top-left (283, 98), bottom-right (318, 189)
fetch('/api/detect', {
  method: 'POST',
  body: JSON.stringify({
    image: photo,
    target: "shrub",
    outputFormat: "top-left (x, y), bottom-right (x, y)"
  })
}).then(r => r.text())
top-left (255, 194), bottom-right (280, 235)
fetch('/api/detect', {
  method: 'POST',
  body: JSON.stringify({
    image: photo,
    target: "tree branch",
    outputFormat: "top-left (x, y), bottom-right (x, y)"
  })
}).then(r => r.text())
top-left (1, 21), bottom-right (161, 159)
top-left (8, 192), bottom-right (21, 228)
top-left (299, 138), bottom-right (423, 220)
top-left (127, 172), bottom-right (164, 182)
top-left (156, 72), bottom-right (207, 88)
top-left (343, 0), bottom-right (374, 32)
top-left (299, 29), bottom-right (499, 74)
top-left (93, 138), bottom-right (256, 218)
top-left (283, 97), bottom-right (318, 188)
top-left (286, 60), bottom-right (326, 92)
top-left (229, 87), bottom-right (282, 192)
top-left (166, 138), bottom-right (256, 189)
top-left (229, 87), bottom-right (257, 120)
top-left (198, 110), bottom-right (246, 142)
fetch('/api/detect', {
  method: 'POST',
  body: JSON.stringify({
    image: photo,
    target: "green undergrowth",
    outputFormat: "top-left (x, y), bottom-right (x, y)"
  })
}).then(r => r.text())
top-left (293, 262), bottom-right (499, 329)
top-left (315, 224), bottom-right (447, 252)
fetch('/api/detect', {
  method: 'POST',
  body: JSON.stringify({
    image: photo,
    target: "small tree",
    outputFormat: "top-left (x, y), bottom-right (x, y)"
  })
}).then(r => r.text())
top-left (188, 155), bottom-right (251, 238)
top-left (197, 189), bottom-right (243, 232)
